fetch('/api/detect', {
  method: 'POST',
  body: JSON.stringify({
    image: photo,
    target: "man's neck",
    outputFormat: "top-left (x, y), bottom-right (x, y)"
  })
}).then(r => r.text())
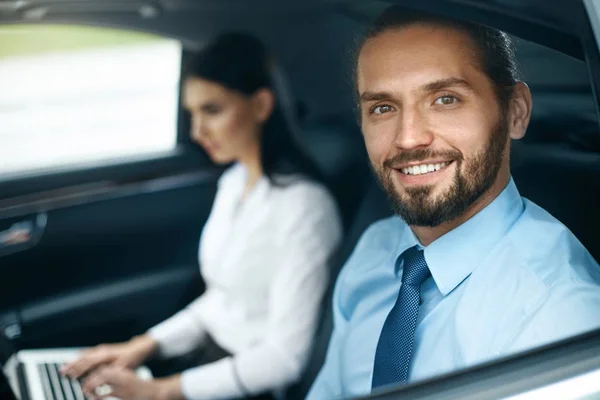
top-left (411, 173), bottom-right (511, 247)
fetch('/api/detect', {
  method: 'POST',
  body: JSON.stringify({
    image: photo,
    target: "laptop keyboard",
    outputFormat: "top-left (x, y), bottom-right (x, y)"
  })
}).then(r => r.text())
top-left (37, 363), bottom-right (86, 400)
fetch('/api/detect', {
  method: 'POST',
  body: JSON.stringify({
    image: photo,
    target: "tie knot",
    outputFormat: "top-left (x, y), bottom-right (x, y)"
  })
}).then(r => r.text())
top-left (401, 247), bottom-right (430, 286)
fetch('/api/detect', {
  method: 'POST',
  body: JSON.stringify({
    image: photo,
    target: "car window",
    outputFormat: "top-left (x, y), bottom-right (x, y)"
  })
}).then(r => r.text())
top-left (0, 24), bottom-right (182, 179)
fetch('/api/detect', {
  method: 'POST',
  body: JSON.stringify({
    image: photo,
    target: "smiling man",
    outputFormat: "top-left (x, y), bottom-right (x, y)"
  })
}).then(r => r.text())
top-left (307, 6), bottom-right (600, 399)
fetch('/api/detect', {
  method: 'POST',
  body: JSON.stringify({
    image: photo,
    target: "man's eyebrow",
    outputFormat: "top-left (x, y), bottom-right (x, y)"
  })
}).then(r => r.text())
top-left (359, 78), bottom-right (474, 103)
top-left (359, 91), bottom-right (394, 103)
top-left (421, 78), bottom-right (474, 93)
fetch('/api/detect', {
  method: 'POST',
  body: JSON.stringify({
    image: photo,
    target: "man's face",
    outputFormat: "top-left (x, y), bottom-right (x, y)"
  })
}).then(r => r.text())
top-left (357, 24), bottom-right (510, 227)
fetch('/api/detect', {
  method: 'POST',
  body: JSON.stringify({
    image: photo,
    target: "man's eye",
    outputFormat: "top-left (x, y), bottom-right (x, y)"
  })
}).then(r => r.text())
top-left (434, 95), bottom-right (457, 105)
top-left (372, 105), bottom-right (394, 115)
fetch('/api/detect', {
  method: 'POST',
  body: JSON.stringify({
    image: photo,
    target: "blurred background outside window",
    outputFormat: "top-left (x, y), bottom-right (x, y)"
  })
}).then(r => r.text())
top-left (0, 25), bottom-right (182, 178)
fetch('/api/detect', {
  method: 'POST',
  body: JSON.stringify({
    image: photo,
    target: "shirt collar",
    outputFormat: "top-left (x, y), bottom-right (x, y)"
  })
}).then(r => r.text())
top-left (227, 163), bottom-right (269, 192)
top-left (393, 222), bottom-right (422, 274)
top-left (421, 177), bottom-right (525, 296)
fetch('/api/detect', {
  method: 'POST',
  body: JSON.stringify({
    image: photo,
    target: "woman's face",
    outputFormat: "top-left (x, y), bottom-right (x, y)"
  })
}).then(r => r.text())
top-left (183, 77), bottom-right (270, 164)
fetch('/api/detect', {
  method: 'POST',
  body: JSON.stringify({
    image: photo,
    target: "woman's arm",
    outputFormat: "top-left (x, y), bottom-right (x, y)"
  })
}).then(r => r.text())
top-left (175, 184), bottom-right (342, 399)
top-left (148, 295), bottom-right (210, 359)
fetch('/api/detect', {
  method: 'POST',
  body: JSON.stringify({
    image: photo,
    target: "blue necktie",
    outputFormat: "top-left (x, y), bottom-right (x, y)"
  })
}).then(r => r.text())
top-left (371, 246), bottom-right (431, 390)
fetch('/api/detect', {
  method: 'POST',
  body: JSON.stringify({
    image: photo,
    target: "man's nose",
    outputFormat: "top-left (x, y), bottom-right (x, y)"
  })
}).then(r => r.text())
top-left (393, 107), bottom-right (434, 150)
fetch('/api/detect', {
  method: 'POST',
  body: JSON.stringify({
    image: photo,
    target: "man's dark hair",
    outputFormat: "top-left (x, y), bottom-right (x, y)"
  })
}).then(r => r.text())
top-left (354, 6), bottom-right (522, 113)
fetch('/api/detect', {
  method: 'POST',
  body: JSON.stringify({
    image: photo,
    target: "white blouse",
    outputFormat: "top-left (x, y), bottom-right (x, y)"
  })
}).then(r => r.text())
top-left (148, 164), bottom-right (342, 399)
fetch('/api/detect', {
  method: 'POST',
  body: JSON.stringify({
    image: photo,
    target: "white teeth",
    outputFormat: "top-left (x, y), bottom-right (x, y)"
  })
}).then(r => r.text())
top-left (400, 161), bottom-right (450, 176)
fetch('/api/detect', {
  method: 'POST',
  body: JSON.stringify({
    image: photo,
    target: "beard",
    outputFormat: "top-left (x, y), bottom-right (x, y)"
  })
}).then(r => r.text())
top-left (371, 116), bottom-right (510, 227)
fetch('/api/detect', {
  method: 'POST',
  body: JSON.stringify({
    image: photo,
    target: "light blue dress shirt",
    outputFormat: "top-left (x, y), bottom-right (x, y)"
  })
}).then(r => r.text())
top-left (307, 178), bottom-right (600, 399)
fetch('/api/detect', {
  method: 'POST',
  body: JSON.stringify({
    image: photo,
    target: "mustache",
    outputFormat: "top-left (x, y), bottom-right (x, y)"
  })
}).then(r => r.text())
top-left (383, 148), bottom-right (463, 169)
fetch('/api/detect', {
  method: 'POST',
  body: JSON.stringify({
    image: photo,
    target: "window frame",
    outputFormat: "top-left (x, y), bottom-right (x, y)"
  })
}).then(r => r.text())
top-left (363, 328), bottom-right (600, 400)
top-left (0, 23), bottom-right (217, 208)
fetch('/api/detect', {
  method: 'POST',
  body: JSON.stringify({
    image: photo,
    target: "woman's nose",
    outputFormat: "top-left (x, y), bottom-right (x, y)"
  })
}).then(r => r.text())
top-left (190, 117), bottom-right (206, 141)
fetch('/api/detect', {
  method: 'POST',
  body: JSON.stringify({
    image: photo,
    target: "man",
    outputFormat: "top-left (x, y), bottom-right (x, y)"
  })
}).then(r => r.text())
top-left (307, 6), bottom-right (600, 399)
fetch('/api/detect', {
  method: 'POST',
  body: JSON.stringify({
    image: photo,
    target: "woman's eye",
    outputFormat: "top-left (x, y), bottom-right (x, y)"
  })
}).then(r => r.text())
top-left (203, 104), bottom-right (222, 114)
top-left (372, 105), bottom-right (394, 115)
top-left (434, 95), bottom-right (457, 106)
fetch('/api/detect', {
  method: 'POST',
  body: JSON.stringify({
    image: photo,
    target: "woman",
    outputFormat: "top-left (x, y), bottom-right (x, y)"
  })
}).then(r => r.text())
top-left (61, 33), bottom-right (342, 400)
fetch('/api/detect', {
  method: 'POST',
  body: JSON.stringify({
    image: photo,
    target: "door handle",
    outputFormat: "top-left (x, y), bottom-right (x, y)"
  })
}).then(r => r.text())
top-left (0, 213), bottom-right (47, 255)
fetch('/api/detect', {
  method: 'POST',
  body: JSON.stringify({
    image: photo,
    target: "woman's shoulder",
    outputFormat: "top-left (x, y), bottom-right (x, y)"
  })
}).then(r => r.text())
top-left (271, 176), bottom-right (337, 211)
top-left (217, 163), bottom-right (245, 187)
top-left (270, 177), bottom-right (342, 242)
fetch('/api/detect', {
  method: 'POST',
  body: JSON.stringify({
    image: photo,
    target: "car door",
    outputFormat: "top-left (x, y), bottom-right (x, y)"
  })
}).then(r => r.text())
top-left (0, 23), bottom-right (220, 350)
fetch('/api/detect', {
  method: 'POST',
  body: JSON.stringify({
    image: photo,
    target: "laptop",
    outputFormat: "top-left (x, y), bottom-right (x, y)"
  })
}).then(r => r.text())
top-left (1, 333), bottom-right (152, 400)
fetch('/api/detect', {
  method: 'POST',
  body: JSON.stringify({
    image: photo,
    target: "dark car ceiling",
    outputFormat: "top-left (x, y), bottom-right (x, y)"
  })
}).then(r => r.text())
top-left (0, 0), bottom-right (596, 132)
top-left (0, 0), bottom-right (588, 50)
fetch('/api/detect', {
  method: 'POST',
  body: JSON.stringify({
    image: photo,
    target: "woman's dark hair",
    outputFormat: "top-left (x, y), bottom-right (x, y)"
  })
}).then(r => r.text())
top-left (184, 32), bottom-right (323, 185)
top-left (354, 6), bottom-right (522, 115)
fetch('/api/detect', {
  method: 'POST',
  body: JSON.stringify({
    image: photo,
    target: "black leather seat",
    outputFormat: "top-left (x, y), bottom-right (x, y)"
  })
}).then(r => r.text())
top-left (299, 115), bottom-right (372, 231)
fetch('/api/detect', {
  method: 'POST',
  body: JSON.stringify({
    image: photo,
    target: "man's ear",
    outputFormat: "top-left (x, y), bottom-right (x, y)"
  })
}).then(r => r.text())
top-left (252, 88), bottom-right (275, 124)
top-left (508, 82), bottom-right (532, 140)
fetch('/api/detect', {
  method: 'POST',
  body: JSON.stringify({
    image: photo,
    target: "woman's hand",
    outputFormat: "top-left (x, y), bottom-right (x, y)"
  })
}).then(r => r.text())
top-left (61, 335), bottom-right (158, 380)
top-left (81, 366), bottom-right (182, 400)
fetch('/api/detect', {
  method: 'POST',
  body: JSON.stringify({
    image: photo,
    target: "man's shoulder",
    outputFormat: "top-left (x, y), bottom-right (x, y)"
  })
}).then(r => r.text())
top-left (506, 198), bottom-right (600, 288)
top-left (464, 196), bottom-right (600, 320)
top-left (456, 197), bottom-right (600, 358)
top-left (506, 275), bottom-right (600, 355)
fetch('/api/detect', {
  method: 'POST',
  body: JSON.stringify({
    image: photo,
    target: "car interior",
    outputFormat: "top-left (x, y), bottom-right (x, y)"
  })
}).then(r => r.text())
top-left (1, 0), bottom-right (600, 399)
